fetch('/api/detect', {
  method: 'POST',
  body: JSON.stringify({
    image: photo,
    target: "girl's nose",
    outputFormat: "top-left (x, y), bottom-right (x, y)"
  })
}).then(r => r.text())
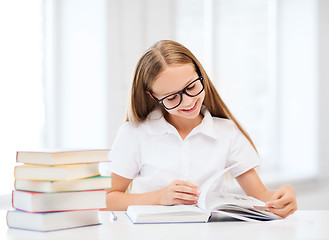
top-left (181, 93), bottom-right (193, 107)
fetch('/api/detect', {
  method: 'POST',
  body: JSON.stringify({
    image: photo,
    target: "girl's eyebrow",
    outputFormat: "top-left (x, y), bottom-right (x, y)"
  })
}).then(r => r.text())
top-left (162, 76), bottom-right (198, 97)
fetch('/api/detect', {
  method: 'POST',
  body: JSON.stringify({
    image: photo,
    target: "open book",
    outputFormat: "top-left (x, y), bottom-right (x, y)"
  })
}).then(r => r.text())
top-left (126, 164), bottom-right (281, 223)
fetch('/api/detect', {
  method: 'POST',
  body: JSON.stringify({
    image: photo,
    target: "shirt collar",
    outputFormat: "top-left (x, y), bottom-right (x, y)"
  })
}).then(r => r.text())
top-left (192, 106), bottom-right (218, 140)
top-left (145, 107), bottom-right (177, 136)
top-left (145, 106), bottom-right (218, 140)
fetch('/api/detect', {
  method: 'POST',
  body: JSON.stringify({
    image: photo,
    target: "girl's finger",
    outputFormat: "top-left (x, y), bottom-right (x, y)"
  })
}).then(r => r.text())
top-left (267, 191), bottom-right (295, 208)
top-left (286, 208), bottom-right (296, 216)
top-left (172, 198), bottom-right (198, 205)
top-left (267, 205), bottom-right (293, 218)
top-left (272, 189), bottom-right (284, 200)
top-left (174, 192), bottom-right (199, 201)
top-left (266, 196), bottom-right (288, 208)
top-left (173, 180), bottom-right (199, 189)
top-left (175, 185), bottom-right (200, 195)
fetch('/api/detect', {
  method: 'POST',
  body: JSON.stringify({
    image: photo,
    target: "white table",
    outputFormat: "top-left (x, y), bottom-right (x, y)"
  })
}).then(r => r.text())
top-left (1, 210), bottom-right (329, 240)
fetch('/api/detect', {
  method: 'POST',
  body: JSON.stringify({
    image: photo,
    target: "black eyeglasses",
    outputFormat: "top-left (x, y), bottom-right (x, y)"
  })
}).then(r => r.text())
top-left (150, 76), bottom-right (204, 110)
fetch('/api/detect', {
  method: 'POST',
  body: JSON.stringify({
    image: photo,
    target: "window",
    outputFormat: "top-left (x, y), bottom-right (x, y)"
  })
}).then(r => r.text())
top-left (175, 0), bottom-right (318, 178)
top-left (0, 0), bottom-right (44, 194)
top-left (1, 0), bottom-right (316, 197)
top-left (176, 0), bottom-right (276, 170)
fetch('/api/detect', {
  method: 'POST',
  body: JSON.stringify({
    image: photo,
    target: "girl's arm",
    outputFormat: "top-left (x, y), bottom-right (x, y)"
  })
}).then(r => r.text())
top-left (235, 168), bottom-right (297, 218)
top-left (106, 173), bottom-right (200, 211)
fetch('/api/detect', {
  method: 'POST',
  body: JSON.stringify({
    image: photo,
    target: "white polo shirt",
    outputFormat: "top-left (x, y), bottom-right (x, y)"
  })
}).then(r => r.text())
top-left (108, 106), bottom-right (259, 194)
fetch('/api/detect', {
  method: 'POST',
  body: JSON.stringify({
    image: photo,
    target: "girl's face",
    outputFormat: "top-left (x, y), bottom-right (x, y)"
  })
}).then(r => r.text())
top-left (151, 64), bottom-right (205, 121)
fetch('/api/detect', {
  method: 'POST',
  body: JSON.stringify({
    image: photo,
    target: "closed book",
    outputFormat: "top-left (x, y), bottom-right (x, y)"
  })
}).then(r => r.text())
top-left (15, 176), bottom-right (112, 193)
top-left (14, 163), bottom-right (100, 181)
top-left (7, 210), bottom-right (101, 232)
top-left (7, 210), bottom-right (100, 232)
top-left (12, 190), bottom-right (106, 212)
top-left (16, 149), bottom-right (109, 165)
top-left (126, 205), bottom-right (210, 223)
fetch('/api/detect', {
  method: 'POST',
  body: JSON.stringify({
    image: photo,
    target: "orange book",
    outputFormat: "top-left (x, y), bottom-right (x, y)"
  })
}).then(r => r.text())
top-left (14, 163), bottom-right (100, 181)
top-left (16, 149), bottom-right (109, 165)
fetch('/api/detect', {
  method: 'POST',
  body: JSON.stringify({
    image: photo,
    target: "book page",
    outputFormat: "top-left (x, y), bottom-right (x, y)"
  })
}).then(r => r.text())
top-left (197, 162), bottom-right (267, 213)
top-left (197, 163), bottom-right (240, 211)
top-left (128, 205), bottom-right (204, 215)
top-left (211, 210), bottom-right (261, 222)
top-left (206, 192), bottom-right (265, 211)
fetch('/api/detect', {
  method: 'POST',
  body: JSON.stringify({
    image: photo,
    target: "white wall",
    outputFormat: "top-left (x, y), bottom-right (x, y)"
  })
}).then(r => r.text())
top-left (106, 0), bottom-right (176, 145)
top-left (45, 0), bottom-right (109, 149)
top-left (318, 0), bottom-right (329, 179)
top-left (45, 0), bottom-right (329, 181)
top-left (276, 0), bottom-right (318, 177)
top-left (1, 0), bottom-right (329, 209)
top-left (0, 0), bottom-right (44, 194)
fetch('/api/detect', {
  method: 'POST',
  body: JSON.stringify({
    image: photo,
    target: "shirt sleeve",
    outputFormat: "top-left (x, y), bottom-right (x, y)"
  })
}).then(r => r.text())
top-left (226, 123), bottom-right (260, 178)
top-left (108, 122), bottom-right (141, 179)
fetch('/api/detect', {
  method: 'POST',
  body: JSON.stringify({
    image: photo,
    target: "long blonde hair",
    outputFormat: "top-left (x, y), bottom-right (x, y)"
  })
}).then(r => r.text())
top-left (126, 40), bottom-right (257, 152)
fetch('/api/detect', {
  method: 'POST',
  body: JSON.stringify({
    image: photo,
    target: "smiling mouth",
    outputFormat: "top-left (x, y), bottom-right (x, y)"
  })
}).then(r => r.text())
top-left (181, 101), bottom-right (198, 112)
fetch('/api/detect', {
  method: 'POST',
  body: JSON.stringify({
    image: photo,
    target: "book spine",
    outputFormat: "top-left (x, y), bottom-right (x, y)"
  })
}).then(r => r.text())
top-left (13, 207), bottom-right (106, 214)
top-left (6, 210), bottom-right (9, 228)
top-left (11, 190), bottom-right (14, 209)
top-left (12, 190), bottom-right (107, 212)
top-left (13, 166), bottom-right (17, 180)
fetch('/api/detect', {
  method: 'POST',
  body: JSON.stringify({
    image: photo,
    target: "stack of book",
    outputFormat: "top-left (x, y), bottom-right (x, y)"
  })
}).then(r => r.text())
top-left (7, 149), bottom-right (112, 232)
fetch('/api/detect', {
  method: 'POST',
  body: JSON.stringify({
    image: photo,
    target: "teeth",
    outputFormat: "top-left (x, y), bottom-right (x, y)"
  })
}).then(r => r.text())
top-left (184, 103), bottom-right (195, 110)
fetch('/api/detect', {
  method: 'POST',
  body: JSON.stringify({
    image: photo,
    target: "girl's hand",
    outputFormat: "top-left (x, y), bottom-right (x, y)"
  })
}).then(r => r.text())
top-left (156, 180), bottom-right (200, 206)
top-left (265, 185), bottom-right (297, 218)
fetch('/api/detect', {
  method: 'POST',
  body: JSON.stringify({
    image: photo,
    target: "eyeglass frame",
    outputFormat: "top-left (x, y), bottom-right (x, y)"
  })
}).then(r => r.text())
top-left (149, 76), bottom-right (204, 110)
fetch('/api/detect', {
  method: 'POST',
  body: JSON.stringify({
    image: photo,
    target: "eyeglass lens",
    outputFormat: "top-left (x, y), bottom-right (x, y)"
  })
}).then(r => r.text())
top-left (162, 78), bottom-right (203, 109)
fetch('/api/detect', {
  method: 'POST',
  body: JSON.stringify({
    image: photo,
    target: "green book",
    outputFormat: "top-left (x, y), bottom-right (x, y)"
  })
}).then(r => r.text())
top-left (15, 176), bottom-right (112, 193)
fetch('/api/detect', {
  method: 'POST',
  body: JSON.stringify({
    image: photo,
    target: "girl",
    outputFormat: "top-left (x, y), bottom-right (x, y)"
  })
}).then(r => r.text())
top-left (106, 40), bottom-right (297, 218)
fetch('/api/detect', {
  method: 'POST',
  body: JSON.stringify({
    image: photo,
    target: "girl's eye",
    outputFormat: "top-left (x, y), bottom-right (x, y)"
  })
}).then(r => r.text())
top-left (187, 84), bottom-right (195, 90)
top-left (167, 95), bottom-right (178, 101)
